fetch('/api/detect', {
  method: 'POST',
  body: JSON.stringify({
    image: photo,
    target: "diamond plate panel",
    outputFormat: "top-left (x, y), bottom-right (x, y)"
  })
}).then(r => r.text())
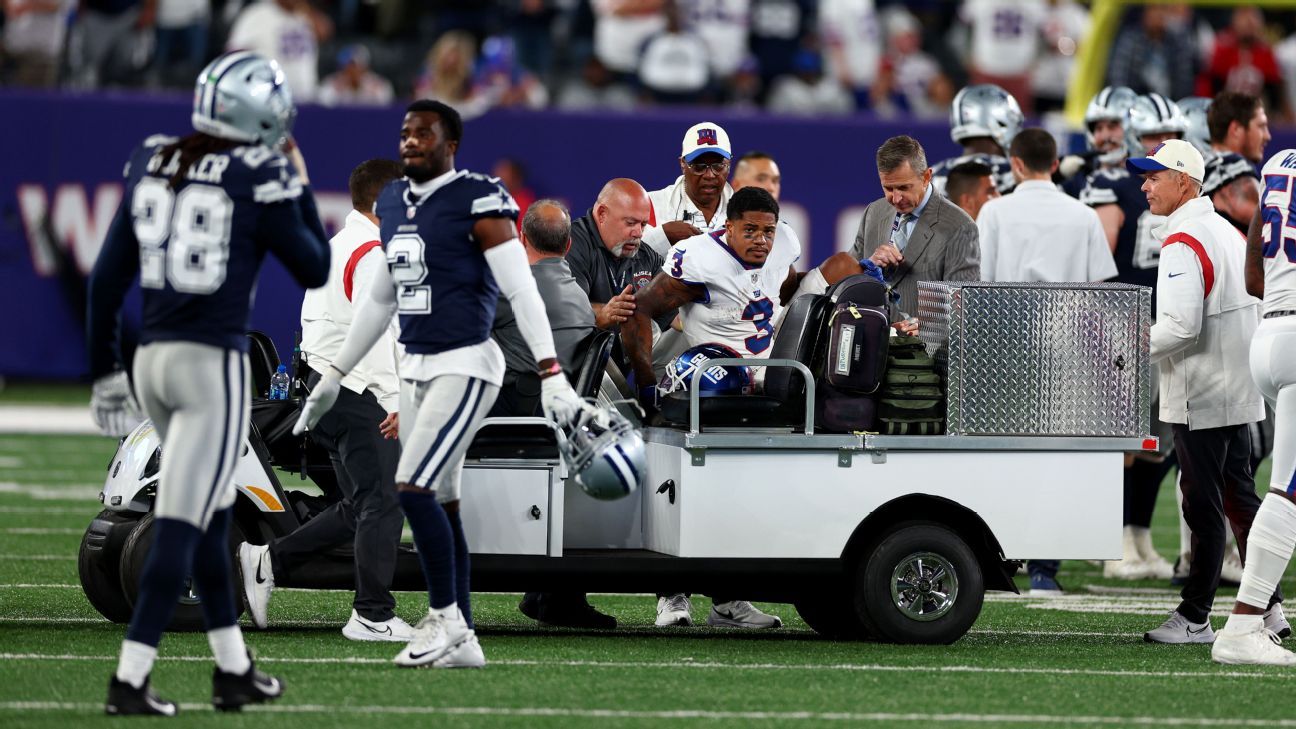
top-left (917, 282), bottom-right (1151, 437)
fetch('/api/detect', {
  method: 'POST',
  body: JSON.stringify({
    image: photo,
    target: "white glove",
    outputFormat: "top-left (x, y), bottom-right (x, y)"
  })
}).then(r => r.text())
top-left (293, 369), bottom-right (341, 435)
top-left (540, 374), bottom-right (589, 429)
top-left (90, 371), bottom-right (143, 437)
top-left (1059, 154), bottom-right (1086, 180)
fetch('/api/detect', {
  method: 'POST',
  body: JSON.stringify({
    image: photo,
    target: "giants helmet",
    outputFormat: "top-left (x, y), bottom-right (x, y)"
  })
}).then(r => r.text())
top-left (192, 51), bottom-right (296, 148)
top-left (659, 343), bottom-right (753, 398)
top-left (1176, 96), bottom-right (1213, 154)
top-left (949, 84), bottom-right (1024, 152)
top-left (1125, 93), bottom-right (1188, 157)
top-left (561, 406), bottom-right (645, 501)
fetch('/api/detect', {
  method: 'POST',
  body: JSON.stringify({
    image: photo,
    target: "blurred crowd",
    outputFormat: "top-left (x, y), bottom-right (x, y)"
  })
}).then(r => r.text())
top-left (1, 0), bottom-right (1294, 123)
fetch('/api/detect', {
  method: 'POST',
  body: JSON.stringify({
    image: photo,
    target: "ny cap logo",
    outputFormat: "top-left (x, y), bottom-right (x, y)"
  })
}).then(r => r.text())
top-left (1150, 142), bottom-right (1167, 155)
top-left (697, 128), bottom-right (718, 146)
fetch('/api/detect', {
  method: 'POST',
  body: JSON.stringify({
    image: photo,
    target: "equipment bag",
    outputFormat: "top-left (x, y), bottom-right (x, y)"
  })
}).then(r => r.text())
top-left (822, 302), bottom-right (890, 393)
top-left (765, 293), bottom-right (832, 407)
top-left (815, 381), bottom-right (878, 433)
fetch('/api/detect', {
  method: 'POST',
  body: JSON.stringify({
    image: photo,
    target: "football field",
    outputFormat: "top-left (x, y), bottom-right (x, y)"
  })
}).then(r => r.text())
top-left (3, 388), bottom-right (1296, 727)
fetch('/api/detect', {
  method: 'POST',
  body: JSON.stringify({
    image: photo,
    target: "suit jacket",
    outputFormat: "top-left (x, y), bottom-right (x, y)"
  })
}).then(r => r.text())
top-left (848, 190), bottom-right (981, 316)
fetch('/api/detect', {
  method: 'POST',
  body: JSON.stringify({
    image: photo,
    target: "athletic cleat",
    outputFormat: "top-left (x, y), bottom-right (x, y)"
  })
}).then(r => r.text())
top-left (433, 634), bottom-right (486, 668)
top-left (393, 606), bottom-right (473, 667)
top-left (105, 675), bottom-right (178, 716)
top-left (1265, 604), bottom-right (1292, 640)
top-left (707, 600), bottom-right (783, 629)
top-left (1104, 557), bottom-right (1154, 580)
top-left (1144, 611), bottom-right (1215, 644)
top-left (1213, 623), bottom-right (1296, 665)
top-left (1220, 547), bottom-right (1244, 587)
top-left (212, 658), bottom-right (284, 712)
top-left (1171, 554), bottom-right (1191, 586)
top-left (1028, 573), bottom-right (1063, 597)
top-left (238, 542), bottom-right (273, 629)
top-left (1141, 553), bottom-right (1175, 580)
top-left (519, 594), bottom-right (617, 630)
top-left (655, 594), bottom-right (693, 627)
top-left (342, 609), bottom-right (415, 642)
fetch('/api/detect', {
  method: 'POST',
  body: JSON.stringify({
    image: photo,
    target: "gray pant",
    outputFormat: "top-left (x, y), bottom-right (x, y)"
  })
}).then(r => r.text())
top-left (270, 370), bottom-right (403, 621)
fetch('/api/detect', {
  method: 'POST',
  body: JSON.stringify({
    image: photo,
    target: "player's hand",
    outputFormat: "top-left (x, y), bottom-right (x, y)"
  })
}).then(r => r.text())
top-left (870, 243), bottom-right (904, 269)
top-left (662, 221), bottom-right (702, 244)
top-left (379, 412), bottom-right (399, 440)
top-left (596, 285), bottom-right (636, 328)
top-left (1059, 154), bottom-right (1086, 180)
top-left (293, 369), bottom-right (341, 435)
top-left (283, 136), bottom-right (310, 186)
top-left (540, 373), bottom-right (590, 429)
top-left (892, 317), bottom-right (920, 337)
top-left (90, 371), bottom-right (144, 438)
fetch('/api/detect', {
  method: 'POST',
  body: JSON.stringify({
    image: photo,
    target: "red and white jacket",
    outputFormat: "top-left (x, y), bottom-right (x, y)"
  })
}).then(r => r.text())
top-left (1150, 195), bottom-right (1263, 429)
top-left (300, 209), bottom-right (401, 412)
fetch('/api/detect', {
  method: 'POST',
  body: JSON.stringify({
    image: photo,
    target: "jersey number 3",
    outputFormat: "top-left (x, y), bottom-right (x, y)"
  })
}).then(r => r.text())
top-left (132, 178), bottom-right (233, 294)
top-left (742, 297), bottom-right (775, 354)
top-left (386, 233), bottom-right (432, 314)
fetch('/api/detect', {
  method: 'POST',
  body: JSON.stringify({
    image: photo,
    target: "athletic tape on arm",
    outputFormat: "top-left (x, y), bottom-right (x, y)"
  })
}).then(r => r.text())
top-left (484, 239), bottom-right (558, 364)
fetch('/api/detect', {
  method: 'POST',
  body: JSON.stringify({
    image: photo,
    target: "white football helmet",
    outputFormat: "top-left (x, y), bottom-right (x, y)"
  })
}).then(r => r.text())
top-left (192, 51), bottom-right (296, 148)
top-left (1176, 96), bottom-right (1213, 154)
top-left (1126, 93), bottom-right (1188, 157)
top-left (560, 405), bottom-right (645, 501)
top-left (949, 84), bottom-right (1024, 152)
top-left (1084, 86), bottom-right (1137, 159)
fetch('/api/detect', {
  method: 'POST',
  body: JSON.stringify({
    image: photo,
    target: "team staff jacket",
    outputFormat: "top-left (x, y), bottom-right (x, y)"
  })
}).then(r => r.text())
top-left (1150, 195), bottom-right (1264, 429)
top-left (300, 209), bottom-right (401, 412)
top-left (566, 210), bottom-right (675, 332)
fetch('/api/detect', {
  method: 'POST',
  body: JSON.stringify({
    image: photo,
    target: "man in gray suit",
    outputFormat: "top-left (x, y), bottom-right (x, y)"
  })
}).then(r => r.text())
top-left (850, 135), bottom-right (981, 324)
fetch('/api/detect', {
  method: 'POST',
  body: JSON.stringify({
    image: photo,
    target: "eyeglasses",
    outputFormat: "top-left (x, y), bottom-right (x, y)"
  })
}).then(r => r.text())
top-left (686, 160), bottom-right (730, 176)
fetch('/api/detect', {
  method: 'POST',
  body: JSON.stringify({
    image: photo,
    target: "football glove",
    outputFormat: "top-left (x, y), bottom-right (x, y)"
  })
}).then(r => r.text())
top-left (540, 373), bottom-right (589, 429)
top-left (90, 371), bottom-right (143, 437)
top-left (293, 368), bottom-right (341, 435)
top-left (1058, 154), bottom-right (1087, 180)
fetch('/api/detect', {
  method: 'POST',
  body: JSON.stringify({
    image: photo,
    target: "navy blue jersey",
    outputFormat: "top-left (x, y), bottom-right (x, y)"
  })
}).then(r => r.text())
top-left (1079, 166), bottom-right (1162, 300)
top-left (375, 171), bottom-right (519, 355)
top-left (931, 152), bottom-right (1016, 196)
top-left (87, 134), bottom-right (331, 377)
top-left (1202, 149), bottom-right (1259, 198)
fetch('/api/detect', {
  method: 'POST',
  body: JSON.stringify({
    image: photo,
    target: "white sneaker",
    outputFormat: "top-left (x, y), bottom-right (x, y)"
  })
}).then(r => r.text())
top-left (434, 634), bottom-right (486, 668)
top-left (238, 543), bottom-right (273, 629)
top-left (393, 605), bottom-right (473, 667)
top-left (342, 610), bottom-right (415, 643)
top-left (1141, 553), bottom-right (1175, 580)
top-left (1221, 547), bottom-right (1245, 586)
top-left (1104, 558), bottom-right (1153, 580)
top-left (655, 594), bottom-right (693, 627)
top-left (707, 600), bottom-right (783, 629)
top-left (1265, 604), bottom-right (1292, 640)
top-left (1143, 611), bottom-right (1215, 644)
top-left (1213, 623), bottom-right (1296, 665)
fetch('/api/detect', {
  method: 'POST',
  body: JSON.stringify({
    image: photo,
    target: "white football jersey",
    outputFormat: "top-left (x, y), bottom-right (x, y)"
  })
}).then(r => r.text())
top-left (664, 223), bottom-right (801, 358)
top-left (1260, 149), bottom-right (1296, 314)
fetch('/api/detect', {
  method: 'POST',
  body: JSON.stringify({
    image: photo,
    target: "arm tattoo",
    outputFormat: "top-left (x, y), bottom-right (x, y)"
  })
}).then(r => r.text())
top-left (620, 274), bottom-right (703, 385)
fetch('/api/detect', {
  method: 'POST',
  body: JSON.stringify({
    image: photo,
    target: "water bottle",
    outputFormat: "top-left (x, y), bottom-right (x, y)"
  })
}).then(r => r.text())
top-left (269, 364), bottom-right (290, 401)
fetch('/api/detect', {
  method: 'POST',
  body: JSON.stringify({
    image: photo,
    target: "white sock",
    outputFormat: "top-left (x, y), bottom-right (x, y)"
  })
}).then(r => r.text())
top-left (116, 640), bottom-right (157, 689)
top-left (1131, 525), bottom-right (1157, 561)
top-left (1224, 613), bottom-right (1264, 634)
top-left (1236, 495), bottom-right (1296, 610)
top-left (207, 625), bottom-right (251, 675)
top-left (1120, 525), bottom-right (1140, 562)
top-left (794, 267), bottom-right (829, 298)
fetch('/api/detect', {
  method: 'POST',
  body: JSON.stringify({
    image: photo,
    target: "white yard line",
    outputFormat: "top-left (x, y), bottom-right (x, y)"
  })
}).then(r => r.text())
top-left (0, 406), bottom-right (98, 435)
top-left (0, 506), bottom-right (92, 514)
top-left (0, 528), bottom-right (82, 535)
top-left (0, 482), bottom-right (102, 501)
top-left (0, 652), bottom-right (1289, 682)
top-left (0, 554), bottom-right (75, 560)
top-left (0, 701), bottom-right (1294, 726)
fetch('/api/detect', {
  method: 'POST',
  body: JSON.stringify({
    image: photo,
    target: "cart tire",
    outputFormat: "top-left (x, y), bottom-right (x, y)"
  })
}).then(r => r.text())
top-left (78, 509), bottom-right (141, 624)
top-left (794, 591), bottom-right (872, 640)
top-left (118, 513), bottom-right (245, 632)
top-left (855, 522), bottom-right (983, 644)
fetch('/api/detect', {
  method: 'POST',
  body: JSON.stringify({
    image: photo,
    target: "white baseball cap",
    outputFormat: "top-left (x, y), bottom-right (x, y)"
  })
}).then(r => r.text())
top-left (681, 122), bottom-right (732, 163)
top-left (1126, 138), bottom-right (1205, 183)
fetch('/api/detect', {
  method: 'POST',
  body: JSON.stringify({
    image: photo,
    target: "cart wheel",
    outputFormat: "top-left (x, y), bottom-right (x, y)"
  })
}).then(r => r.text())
top-left (794, 589), bottom-right (872, 640)
top-left (854, 522), bottom-right (983, 644)
top-left (118, 513), bottom-right (246, 632)
top-left (78, 509), bottom-right (141, 624)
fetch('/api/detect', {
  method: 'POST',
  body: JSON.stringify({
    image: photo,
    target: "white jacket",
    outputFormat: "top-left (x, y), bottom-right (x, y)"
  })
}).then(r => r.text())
top-left (1149, 195), bottom-right (1263, 429)
top-left (300, 210), bottom-right (401, 413)
top-left (641, 175), bottom-right (733, 258)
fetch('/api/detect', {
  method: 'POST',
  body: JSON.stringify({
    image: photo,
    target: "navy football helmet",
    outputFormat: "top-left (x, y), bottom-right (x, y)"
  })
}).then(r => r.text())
top-left (659, 343), bottom-right (753, 397)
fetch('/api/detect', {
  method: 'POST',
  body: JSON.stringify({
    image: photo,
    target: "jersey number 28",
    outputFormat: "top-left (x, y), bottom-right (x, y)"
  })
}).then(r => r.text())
top-left (132, 178), bottom-right (233, 294)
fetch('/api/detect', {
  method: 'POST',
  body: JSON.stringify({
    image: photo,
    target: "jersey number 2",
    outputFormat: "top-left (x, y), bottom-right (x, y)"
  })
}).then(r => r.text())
top-left (132, 178), bottom-right (233, 294)
top-left (386, 233), bottom-right (432, 314)
top-left (742, 297), bottom-right (775, 354)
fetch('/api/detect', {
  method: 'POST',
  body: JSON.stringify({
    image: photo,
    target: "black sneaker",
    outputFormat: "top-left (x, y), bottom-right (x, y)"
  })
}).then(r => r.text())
top-left (520, 592), bottom-right (616, 629)
top-left (105, 675), bottom-right (178, 716)
top-left (212, 659), bottom-right (284, 712)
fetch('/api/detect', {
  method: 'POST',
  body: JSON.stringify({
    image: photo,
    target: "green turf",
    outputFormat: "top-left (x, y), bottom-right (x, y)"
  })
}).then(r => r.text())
top-left (2, 433), bottom-right (1296, 727)
top-left (0, 381), bottom-right (91, 406)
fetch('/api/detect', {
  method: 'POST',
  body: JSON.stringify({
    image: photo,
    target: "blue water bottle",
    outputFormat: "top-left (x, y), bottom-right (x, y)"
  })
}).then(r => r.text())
top-left (269, 364), bottom-right (290, 400)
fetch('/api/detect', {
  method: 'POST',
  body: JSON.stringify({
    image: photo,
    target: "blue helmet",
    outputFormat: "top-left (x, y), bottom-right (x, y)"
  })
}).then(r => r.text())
top-left (659, 343), bottom-right (752, 397)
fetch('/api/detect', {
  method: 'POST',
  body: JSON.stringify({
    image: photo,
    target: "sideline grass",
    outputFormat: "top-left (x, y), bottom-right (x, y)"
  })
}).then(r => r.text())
top-left (1, 433), bottom-right (1295, 727)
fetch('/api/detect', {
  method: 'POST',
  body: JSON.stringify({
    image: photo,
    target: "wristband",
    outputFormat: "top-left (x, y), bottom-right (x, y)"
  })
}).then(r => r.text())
top-left (538, 361), bottom-right (563, 378)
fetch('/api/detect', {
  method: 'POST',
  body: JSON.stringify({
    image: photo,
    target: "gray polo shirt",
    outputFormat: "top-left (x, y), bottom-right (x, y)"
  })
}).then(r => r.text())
top-left (492, 257), bottom-right (596, 384)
